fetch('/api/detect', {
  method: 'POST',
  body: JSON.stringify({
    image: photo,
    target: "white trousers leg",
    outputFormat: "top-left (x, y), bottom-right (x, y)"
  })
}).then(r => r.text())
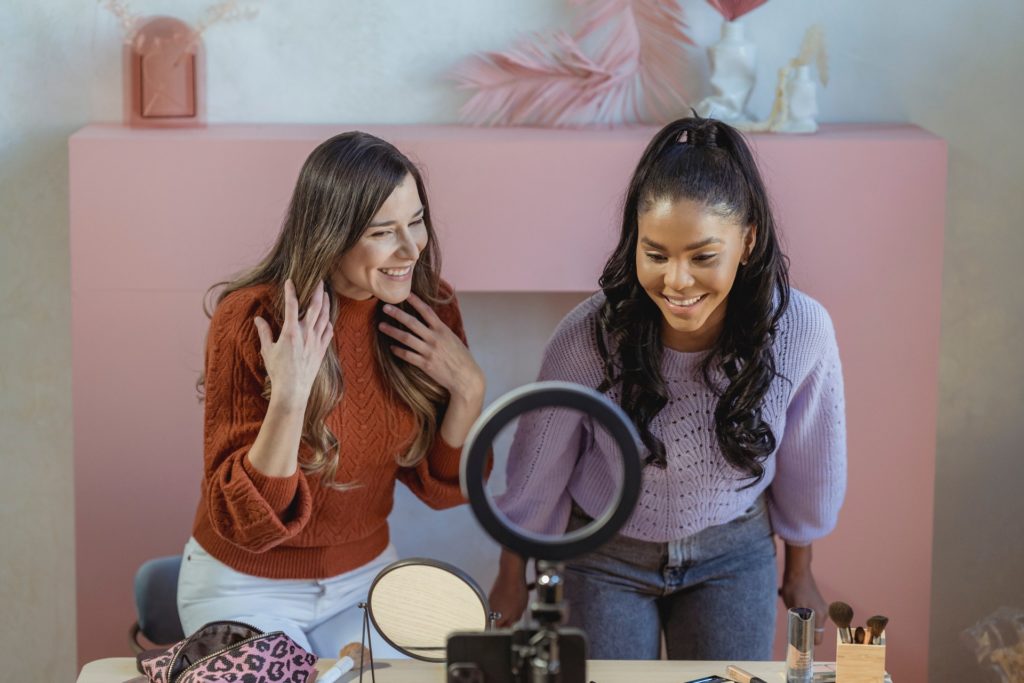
top-left (176, 537), bottom-right (405, 659)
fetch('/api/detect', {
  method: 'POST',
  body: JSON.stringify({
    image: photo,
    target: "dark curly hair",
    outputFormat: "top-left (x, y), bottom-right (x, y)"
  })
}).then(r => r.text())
top-left (596, 115), bottom-right (790, 486)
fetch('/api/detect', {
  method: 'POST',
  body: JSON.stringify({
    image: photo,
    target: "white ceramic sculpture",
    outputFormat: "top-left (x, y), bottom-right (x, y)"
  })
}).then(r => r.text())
top-left (695, 21), bottom-right (757, 124)
top-left (732, 25), bottom-right (827, 135)
top-left (776, 65), bottom-right (818, 133)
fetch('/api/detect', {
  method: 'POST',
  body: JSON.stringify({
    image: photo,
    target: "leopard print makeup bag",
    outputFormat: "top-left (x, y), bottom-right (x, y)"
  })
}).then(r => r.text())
top-left (135, 621), bottom-right (318, 683)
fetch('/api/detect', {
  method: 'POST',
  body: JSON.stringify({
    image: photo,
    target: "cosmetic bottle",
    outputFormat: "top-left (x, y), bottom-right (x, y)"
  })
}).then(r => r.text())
top-left (786, 607), bottom-right (814, 683)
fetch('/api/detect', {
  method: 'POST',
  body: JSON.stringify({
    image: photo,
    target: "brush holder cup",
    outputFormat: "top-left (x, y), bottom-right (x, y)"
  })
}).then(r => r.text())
top-left (835, 629), bottom-right (887, 683)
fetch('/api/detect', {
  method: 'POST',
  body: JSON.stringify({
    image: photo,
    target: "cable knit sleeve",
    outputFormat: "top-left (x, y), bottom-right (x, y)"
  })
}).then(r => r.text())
top-left (398, 434), bottom-right (467, 510)
top-left (202, 288), bottom-right (314, 553)
top-left (496, 295), bottom-right (605, 536)
top-left (768, 301), bottom-right (847, 546)
top-left (397, 288), bottom-right (482, 510)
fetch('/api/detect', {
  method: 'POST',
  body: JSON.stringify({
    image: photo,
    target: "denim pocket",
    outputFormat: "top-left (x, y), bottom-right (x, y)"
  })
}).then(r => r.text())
top-left (183, 536), bottom-right (206, 563)
top-left (179, 538), bottom-right (258, 597)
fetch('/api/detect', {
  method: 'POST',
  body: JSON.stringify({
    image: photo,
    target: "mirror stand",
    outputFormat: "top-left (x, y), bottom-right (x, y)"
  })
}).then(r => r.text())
top-left (357, 601), bottom-right (377, 683)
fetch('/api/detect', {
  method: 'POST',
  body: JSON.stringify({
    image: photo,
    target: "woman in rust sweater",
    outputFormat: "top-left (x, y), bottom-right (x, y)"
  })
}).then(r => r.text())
top-left (177, 132), bottom-right (486, 657)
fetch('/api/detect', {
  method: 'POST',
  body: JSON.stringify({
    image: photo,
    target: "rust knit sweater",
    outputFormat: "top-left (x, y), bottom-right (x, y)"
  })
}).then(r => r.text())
top-left (191, 283), bottom-right (468, 579)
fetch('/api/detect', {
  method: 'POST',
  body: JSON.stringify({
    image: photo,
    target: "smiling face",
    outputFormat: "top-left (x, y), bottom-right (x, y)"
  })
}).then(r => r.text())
top-left (330, 173), bottom-right (427, 303)
top-left (635, 197), bottom-right (755, 352)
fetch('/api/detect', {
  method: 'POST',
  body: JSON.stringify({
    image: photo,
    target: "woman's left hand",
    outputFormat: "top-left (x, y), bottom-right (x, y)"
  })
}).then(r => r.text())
top-left (779, 568), bottom-right (830, 645)
top-left (380, 293), bottom-right (485, 404)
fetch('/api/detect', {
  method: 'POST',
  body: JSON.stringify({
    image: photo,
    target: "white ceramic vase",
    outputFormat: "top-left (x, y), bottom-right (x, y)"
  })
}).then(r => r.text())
top-left (695, 20), bottom-right (757, 123)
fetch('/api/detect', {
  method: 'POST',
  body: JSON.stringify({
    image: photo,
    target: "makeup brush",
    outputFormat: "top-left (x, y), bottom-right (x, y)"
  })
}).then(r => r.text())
top-left (319, 643), bottom-right (366, 683)
top-left (339, 642), bottom-right (366, 662)
top-left (867, 615), bottom-right (889, 645)
top-left (854, 626), bottom-right (866, 644)
top-left (829, 601), bottom-right (854, 644)
top-left (726, 665), bottom-right (768, 683)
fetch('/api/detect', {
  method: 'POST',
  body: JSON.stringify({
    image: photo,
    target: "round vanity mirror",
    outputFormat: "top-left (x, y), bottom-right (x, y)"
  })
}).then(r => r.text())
top-left (367, 558), bottom-right (490, 662)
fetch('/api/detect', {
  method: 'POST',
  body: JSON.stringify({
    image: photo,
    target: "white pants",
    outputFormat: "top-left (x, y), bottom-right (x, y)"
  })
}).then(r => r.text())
top-left (177, 537), bottom-right (405, 659)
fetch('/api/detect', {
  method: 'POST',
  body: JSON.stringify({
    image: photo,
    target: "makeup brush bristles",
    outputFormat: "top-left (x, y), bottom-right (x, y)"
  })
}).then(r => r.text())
top-left (829, 601), bottom-right (854, 643)
top-left (829, 601), bottom-right (888, 646)
top-left (866, 615), bottom-right (888, 645)
top-left (339, 642), bottom-right (366, 667)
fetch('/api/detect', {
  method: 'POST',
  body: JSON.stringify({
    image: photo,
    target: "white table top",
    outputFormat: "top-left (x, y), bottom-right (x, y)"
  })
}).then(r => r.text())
top-left (78, 657), bottom-right (839, 682)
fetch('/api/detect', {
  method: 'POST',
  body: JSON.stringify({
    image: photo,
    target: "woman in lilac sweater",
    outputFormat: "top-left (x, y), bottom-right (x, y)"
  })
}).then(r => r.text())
top-left (490, 116), bottom-right (847, 660)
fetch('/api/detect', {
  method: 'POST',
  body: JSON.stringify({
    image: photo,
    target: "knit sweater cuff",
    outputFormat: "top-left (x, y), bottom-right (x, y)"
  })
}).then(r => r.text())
top-left (429, 437), bottom-right (463, 480)
top-left (240, 456), bottom-right (302, 516)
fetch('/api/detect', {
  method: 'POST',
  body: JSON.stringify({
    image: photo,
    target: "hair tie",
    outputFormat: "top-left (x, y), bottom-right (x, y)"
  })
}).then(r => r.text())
top-left (676, 124), bottom-right (718, 148)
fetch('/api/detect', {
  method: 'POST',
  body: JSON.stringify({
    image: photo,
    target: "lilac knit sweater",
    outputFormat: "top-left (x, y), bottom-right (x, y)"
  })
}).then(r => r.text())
top-left (496, 289), bottom-right (846, 546)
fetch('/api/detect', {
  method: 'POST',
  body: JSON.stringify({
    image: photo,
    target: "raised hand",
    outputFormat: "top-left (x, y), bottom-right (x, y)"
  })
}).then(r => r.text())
top-left (489, 567), bottom-right (530, 628)
top-left (253, 279), bottom-right (334, 410)
top-left (780, 567), bottom-right (830, 645)
top-left (379, 293), bottom-right (485, 403)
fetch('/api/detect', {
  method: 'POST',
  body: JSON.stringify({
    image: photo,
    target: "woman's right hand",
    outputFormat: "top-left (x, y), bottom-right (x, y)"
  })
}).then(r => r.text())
top-left (489, 553), bottom-right (530, 627)
top-left (253, 279), bottom-right (334, 410)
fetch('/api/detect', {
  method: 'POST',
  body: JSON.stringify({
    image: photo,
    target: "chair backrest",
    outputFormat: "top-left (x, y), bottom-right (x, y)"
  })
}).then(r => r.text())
top-left (133, 555), bottom-right (185, 647)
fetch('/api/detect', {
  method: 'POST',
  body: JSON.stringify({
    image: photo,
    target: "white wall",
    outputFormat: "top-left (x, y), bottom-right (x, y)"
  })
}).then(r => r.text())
top-left (2, 1), bottom-right (1022, 680)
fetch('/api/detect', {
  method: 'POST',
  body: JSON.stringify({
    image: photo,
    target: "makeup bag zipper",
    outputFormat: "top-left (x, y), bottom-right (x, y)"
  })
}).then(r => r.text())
top-left (165, 621), bottom-right (282, 683)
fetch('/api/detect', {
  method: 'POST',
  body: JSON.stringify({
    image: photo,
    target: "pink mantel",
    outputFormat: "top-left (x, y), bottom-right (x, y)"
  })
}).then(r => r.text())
top-left (69, 124), bottom-right (946, 680)
top-left (70, 123), bottom-right (943, 293)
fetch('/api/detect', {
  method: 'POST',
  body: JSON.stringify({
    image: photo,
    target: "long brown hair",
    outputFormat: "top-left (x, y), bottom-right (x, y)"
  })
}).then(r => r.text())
top-left (200, 131), bottom-right (449, 488)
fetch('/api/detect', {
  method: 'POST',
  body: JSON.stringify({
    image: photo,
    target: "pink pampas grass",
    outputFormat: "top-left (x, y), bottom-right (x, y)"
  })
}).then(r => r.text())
top-left (452, 0), bottom-right (694, 127)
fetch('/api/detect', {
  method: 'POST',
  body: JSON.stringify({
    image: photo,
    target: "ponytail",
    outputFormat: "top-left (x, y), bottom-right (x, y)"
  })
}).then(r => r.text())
top-left (597, 114), bottom-right (790, 484)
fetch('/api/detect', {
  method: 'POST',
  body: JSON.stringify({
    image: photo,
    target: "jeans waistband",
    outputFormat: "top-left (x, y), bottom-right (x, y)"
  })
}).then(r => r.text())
top-left (569, 494), bottom-right (772, 568)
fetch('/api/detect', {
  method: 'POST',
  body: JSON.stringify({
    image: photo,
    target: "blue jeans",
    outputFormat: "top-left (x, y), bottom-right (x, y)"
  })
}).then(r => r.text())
top-left (563, 496), bottom-right (777, 660)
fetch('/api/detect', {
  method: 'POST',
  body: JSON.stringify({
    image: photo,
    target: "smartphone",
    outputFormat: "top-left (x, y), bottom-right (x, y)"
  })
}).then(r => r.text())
top-left (447, 629), bottom-right (588, 683)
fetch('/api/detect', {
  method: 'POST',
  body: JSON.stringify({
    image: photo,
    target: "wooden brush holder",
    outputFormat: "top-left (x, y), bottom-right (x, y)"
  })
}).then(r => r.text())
top-left (835, 629), bottom-right (887, 683)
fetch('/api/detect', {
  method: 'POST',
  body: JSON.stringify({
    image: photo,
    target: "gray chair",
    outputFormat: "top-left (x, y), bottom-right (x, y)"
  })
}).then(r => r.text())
top-left (130, 555), bottom-right (185, 652)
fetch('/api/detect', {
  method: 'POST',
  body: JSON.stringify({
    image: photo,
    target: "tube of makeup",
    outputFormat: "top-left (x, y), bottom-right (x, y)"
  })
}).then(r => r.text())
top-left (726, 664), bottom-right (769, 683)
top-left (317, 656), bottom-right (354, 683)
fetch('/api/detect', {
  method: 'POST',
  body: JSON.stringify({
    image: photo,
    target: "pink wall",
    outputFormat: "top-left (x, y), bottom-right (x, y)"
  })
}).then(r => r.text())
top-left (69, 124), bottom-right (946, 679)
